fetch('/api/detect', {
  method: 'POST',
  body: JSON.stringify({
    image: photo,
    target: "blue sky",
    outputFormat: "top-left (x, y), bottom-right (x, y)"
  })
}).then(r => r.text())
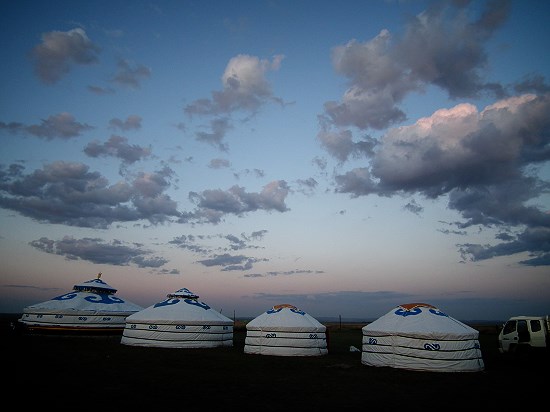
top-left (1, 0), bottom-right (549, 322)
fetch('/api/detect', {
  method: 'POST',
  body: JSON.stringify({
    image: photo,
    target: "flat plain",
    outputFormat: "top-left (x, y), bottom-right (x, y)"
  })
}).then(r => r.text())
top-left (3, 314), bottom-right (547, 409)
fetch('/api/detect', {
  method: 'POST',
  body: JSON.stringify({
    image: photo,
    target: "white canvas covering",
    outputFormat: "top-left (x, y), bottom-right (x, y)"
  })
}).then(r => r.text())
top-left (244, 303), bottom-right (328, 356)
top-left (361, 303), bottom-right (484, 372)
top-left (120, 287), bottom-right (233, 348)
top-left (19, 273), bottom-right (143, 332)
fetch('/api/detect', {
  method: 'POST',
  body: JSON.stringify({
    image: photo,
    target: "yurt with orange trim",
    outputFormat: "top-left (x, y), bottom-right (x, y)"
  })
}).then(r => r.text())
top-left (361, 303), bottom-right (484, 372)
top-left (244, 303), bottom-right (328, 356)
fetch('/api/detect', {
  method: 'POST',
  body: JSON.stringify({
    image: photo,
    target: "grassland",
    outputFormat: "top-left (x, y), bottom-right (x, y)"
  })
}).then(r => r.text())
top-left (3, 314), bottom-right (547, 409)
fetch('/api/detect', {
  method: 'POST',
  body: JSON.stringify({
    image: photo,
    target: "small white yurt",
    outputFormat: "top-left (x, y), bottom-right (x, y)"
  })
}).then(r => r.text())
top-left (19, 272), bottom-right (143, 333)
top-left (361, 302), bottom-right (484, 372)
top-left (244, 303), bottom-right (328, 356)
top-left (120, 287), bottom-right (233, 348)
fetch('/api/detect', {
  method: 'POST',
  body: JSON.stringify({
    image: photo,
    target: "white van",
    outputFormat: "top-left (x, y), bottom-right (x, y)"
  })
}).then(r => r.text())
top-left (498, 315), bottom-right (549, 354)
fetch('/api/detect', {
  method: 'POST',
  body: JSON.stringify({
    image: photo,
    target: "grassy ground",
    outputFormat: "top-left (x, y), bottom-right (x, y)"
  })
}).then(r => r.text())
top-left (4, 314), bottom-right (548, 409)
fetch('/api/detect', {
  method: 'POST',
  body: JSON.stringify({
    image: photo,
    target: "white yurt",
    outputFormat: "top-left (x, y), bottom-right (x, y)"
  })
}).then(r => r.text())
top-left (244, 303), bottom-right (328, 356)
top-left (120, 287), bottom-right (233, 348)
top-left (361, 302), bottom-right (484, 372)
top-left (18, 272), bottom-right (143, 333)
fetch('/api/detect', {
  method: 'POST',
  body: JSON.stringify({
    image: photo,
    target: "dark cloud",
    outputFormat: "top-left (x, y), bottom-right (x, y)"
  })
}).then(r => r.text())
top-left (30, 28), bottom-right (100, 84)
top-left (403, 199), bottom-right (423, 215)
top-left (234, 168), bottom-right (265, 180)
top-left (0, 161), bottom-right (292, 228)
top-left (265, 269), bottom-right (324, 276)
top-left (317, 128), bottom-right (378, 163)
top-left (87, 85), bottom-right (115, 95)
top-left (249, 230), bottom-right (268, 240)
top-left (196, 253), bottom-right (267, 271)
top-left (185, 54), bottom-right (284, 116)
top-left (169, 230), bottom-right (267, 255)
top-left (108, 115), bottom-right (142, 131)
top-left (183, 180), bottom-right (290, 224)
top-left (295, 177), bottom-right (318, 196)
top-left (208, 158), bottom-right (231, 169)
top-left (0, 161), bottom-right (180, 228)
top-left (396, 0), bottom-right (509, 99)
top-left (195, 118), bottom-right (231, 151)
top-left (225, 234), bottom-right (246, 250)
top-left (168, 235), bottom-right (210, 254)
top-left (459, 227), bottom-right (550, 267)
top-left (1, 113), bottom-right (94, 140)
top-left (331, 93), bottom-right (550, 265)
top-left (0, 122), bottom-right (24, 133)
top-left (184, 54), bottom-right (284, 150)
top-left (112, 58), bottom-right (151, 89)
top-left (312, 156), bottom-right (328, 171)
top-left (322, 0), bottom-right (510, 131)
top-left (514, 74), bottom-right (550, 94)
top-left (242, 273), bottom-right (263, 278)
top-left (84, 135), bottom-right (152, 165)
top-left (157, 268), bottom-right (181, 275)
top-left (29, 236), bottom-right (167, 268)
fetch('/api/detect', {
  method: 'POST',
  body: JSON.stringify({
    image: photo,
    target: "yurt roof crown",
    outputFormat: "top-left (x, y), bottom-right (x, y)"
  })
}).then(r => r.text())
top-left (166, 287), bottom-right (199, 300)
top-left (72, 272), bottom-right (117, 294)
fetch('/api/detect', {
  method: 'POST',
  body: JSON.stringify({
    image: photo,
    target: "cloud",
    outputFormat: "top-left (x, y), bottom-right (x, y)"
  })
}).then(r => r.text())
top-left (29, 236), bottom-right (168, 268)
top-left (1, 113), bottom-right (94, 140)
top-left (87, 85), bottom-right (115, 95)
top-left (168, 230), bottom-right (267, 255)
top-left (0, 161), bottom-right (290, 228)
top-left (185, 54), bottom-right (284, 116)
top-left (234, 168), bottom-right (265, 180)
top-left (84, 135), bottom-right (152, 165)
top-left (322, 0), bottom-right (510, 131)
top-left (0, 161), bottom-right (180, 228)
top-left (403, 199), bottom-right (423, 215)
top-left (195, 117), bottom-right (232, 151)
top-left (182, 180), bottom-right (290, 224)
top-left (265, 269), bottom-right (325, 276)
top-left (169, 235), bottom-right (210, 254)
top-left (514, 74), bottom-right (550, 94)
top-left (290, 178), bottom-right (317, 197)
top-left (248, 230), bottom-right (268, 240)
top-left (196, 253), bottom-right (267, 271)
top-left (317, 128), bottom-right (378, 163)
top-left (332, 93), bottom-right (550, 265)
top-left (30, 28), bottom-right (100, 84)
top-left (108, 115), bottom-right (142, 131)
top-left (208, 158), bottom-right (231, 169)
top-left (459, 227), bottom-right (550, 267)
top-left (334, 94), bottom-right (550, 197)
top-left (112, 58), bottom-right (151, 89)
top-left (184, 54), bottom-right (284, 150)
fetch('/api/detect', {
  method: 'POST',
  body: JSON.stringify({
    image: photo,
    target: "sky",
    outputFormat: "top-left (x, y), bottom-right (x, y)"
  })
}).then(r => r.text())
top-left (1, 0), bottom-right (549, 322)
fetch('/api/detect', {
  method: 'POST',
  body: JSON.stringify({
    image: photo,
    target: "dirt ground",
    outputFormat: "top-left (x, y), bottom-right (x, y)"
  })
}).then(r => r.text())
top-left (4, 315), bottom-right (548, 409)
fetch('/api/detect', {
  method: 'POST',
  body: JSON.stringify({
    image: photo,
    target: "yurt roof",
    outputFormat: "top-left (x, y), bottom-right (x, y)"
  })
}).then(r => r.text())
top-left (246, 303), bottom-right (326, 332)
top-left (362, 302), bottom-right (478, 340)
top-left (125, 287), bottom-right (232, 325)
top-left (22, 273), bottom-right (143, 315)
top-left (72, 272), bottom-right (117, 293)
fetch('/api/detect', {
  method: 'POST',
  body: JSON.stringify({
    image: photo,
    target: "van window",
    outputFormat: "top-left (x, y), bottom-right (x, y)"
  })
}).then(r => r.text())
top-left (530, 320), bottom-right (541, 333)
top-left (503, 320), bottom-right (516, 335)
top-left (517, 320), bottom-right (530, 342)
